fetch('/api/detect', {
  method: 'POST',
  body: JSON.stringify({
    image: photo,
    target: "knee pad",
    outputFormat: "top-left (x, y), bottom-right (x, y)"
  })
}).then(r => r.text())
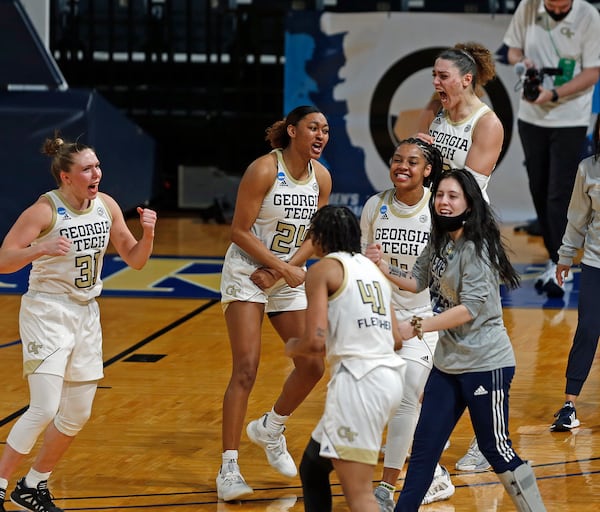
top-left (54, 406), bottom-right (92, 437)
top-left (497, 463), bottom-right (546, 512)
top-left (299, 438), bottom-right (334, 512)
top-left (6, 402), bottom-right (59, 454)
top-left (54, 382), bottom-right (97, 437)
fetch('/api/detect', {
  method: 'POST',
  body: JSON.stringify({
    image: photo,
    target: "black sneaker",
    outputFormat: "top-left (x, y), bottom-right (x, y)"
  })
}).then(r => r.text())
top-left (550, 401), bottom-right (581, 432)
top-left (10, 478), bottom-right (63, 512)
top-left (1, 487), bottom-right (6, 512)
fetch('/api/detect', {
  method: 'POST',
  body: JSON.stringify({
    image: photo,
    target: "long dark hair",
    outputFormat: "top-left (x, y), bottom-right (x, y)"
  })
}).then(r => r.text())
top-left (430, 169), bottom-right (520, 289)
top-left (309, 205), bottom-right (361, 255)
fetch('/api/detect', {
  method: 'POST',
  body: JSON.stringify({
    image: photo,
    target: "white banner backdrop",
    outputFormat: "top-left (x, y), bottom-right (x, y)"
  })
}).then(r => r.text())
top-left (285, 12), bottom-right (535, 223)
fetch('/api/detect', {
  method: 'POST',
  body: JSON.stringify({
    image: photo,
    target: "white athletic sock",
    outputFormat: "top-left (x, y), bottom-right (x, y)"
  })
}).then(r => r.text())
top-left (0, 477), bottom-right (8, 489)
top-left (222, 449), bottom-right (238, 464)
top-left (266, 407), bottom-right (289, 434)
top-left (379, 481), bottom-right (395, 499)
top-left (25, 468), bottom-right (51, 489)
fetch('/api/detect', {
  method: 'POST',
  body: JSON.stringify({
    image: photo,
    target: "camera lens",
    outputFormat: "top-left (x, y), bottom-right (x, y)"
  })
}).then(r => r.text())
top-left (523, 69), bottom-right (541, 102)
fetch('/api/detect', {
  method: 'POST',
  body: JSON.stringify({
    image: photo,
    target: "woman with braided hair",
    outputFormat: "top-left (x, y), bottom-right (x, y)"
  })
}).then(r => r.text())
top-left (360, 138), bottom-right (449, 510)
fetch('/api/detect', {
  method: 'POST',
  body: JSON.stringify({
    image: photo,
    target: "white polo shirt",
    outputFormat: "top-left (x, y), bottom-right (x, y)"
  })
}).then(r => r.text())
top-left (503, 0), bottom-right (600, 127)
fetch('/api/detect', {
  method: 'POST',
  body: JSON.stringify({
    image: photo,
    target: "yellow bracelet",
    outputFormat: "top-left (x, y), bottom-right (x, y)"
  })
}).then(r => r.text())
top-left (410, 316), bottom-right (424, 340)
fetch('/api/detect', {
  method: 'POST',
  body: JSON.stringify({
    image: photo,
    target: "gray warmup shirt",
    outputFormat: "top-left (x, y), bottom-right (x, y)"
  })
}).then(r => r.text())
top-left (412, 237), bottom-right (516, 374)
top-left (557, 155), bottom-right (600, 270)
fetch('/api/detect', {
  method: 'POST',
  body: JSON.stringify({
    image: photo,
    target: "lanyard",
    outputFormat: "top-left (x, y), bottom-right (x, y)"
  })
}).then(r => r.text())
top-left (544, 15), bottom-right (562, 59)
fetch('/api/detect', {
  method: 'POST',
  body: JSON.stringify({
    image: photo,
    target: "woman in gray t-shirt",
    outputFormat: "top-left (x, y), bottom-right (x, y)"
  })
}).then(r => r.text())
top-left (367, 169), bottom-right (546, 512)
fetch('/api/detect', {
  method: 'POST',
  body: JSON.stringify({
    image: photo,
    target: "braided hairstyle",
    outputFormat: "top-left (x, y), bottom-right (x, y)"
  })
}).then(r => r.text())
top-left (41, 133), bottom-right (94, 186)
top-left (430, 169), bottom-right (520, 290)
top-left (394, 137), bottom-right (444, 188)
top-left (309, 205), bottom-right (361, 255)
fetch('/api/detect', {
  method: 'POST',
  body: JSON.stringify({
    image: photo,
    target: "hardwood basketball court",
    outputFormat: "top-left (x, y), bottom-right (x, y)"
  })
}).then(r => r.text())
top-left (0, 215), bottom-right (598, 511)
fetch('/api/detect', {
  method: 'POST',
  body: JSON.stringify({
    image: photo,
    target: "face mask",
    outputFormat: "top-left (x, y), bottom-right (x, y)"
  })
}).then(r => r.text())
top-left (434, 209), bottom-right (470, 233)
top-left (545, 6), bottom-right (572, 21)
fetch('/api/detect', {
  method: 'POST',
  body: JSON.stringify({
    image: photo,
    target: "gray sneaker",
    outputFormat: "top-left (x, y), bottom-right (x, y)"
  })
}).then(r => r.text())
top-left (374, 485), bottom-right (394, 512)
top-left (216, 461), bottom-right (253, 502)
top-left (455, 437), bottom-right (491, 472)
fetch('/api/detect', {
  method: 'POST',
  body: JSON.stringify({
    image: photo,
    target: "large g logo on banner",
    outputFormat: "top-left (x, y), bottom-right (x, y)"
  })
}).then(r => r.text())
top-left (369, 48), bottom-right (513, 166)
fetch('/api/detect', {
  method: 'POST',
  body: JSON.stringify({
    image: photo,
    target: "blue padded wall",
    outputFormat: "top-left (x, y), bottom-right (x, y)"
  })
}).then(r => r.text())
top-left (0, 89), bottom-right (156, 239)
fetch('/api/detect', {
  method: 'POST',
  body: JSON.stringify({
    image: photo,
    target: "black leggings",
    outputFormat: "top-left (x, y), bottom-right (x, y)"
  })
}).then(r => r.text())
top-left (517, 120), bottom-right (587, 261)
top-left (299, 437), bottom-right (334, 512)
top-left (565, 263), bottom-right (600, 396)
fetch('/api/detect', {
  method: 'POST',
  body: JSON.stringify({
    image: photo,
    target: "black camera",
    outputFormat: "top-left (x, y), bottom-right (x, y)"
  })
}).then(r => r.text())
top-left (522, 67), bottom-right (563, 102)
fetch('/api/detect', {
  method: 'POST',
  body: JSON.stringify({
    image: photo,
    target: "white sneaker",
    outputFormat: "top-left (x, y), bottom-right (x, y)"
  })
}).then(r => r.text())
top-left (247, 413), bottom-right (297, 477)
top-left (455, 437), bottom-right (491, 472)
top-left (422, 465), bottom-right (455, 505)
top-left (216, 461), bottom-right (253, 502)
top-left (267, 495), bottom-right (298, 511)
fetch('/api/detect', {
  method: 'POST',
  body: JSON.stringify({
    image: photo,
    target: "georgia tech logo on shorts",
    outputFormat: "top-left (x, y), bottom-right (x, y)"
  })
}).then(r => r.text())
top-left (337, 426), bottom-right (358, 443)
top-left (225, 284), bottom-right (241, 297)
top-left (27, 341), bottom-right (43, 355)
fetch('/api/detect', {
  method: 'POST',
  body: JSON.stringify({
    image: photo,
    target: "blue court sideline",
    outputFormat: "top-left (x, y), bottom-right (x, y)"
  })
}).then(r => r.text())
top-left (0, 256), bottom-right (579, 310)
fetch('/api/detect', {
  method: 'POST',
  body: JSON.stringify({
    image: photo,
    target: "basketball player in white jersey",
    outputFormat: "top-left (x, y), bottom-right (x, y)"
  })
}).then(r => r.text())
top-left (416, 43), bottom-right (504, 477)
top-left (0, 134), bottom-right (157, 512)
top-left (286, 205), bottom-right (406, 512)
top-left (361, 138), bottom-right (450, 509)
top-left (217, 106), bottom-right (332, 501)
top-left (418, 42), bottom-right (504, 204)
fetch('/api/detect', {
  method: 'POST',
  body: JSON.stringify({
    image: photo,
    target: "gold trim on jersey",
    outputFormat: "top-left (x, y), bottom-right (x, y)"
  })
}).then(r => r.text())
top-left (273, 148), bottom-right (315, 185)
top-left (38, 195), bottom-right (58, 239)
top-left (440, 102), bottom-right (491, 127)
top-left (375, 188), bottom-right (431, 219)
top-left (324, 254), bottom-right (348, 302)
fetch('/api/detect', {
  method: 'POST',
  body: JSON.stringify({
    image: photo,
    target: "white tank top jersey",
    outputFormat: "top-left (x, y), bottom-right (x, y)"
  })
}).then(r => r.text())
top-left (250, 148), bottom-right (320, 263)
top-left (28, 190), bottom-right (112, 302)
top-left (360, 187), bottom-right (433, 320)
top-left (324, 252), bottom-right (405, 380)
top-left (429, 103), bottom-right (492, 198)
